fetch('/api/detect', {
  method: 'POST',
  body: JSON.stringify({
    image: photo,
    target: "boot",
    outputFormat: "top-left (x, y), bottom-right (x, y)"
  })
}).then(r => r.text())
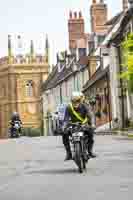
top-left (64, 152), bottom-right (72, 161)
top-left (64, 145), bottom-right (72, 161)
top-left (88, 142), bottom-right (96, 158)
top-left (88, 151), bottom-right (97, 158)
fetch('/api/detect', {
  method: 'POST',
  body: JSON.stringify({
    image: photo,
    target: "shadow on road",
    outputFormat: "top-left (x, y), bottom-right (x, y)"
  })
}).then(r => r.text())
top-left (113, 136), bottom-right (133, 141)
top-left (26, 168), bottom-right (79, 175)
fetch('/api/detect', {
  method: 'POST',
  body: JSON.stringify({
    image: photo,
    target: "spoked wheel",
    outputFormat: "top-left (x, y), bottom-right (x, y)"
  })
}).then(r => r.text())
top-left (75, 143), bottom-right (84, 173)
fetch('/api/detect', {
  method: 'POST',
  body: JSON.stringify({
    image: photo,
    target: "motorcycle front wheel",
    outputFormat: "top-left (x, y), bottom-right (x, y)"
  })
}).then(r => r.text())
top-left (74, 142), bottom-right (85, 173)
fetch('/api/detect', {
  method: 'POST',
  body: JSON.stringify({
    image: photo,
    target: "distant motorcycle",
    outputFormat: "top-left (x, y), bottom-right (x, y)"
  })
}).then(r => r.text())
top-left (9, 120), bottom-right (21, 138)
top-left (65, 122), bottom-right (89, 173)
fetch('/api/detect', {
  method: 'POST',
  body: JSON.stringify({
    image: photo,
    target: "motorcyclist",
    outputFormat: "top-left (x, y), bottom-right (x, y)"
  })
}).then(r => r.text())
top-left (10, 112), bottom-right (22, 135)
top-left (62, 91), bottom-right (96, 161)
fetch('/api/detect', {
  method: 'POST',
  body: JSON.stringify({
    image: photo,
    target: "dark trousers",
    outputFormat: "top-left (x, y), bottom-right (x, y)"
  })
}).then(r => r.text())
top-left (62, 128), bottom-right (94, 153)
top-left (10, 126), bottom-right (21, 134)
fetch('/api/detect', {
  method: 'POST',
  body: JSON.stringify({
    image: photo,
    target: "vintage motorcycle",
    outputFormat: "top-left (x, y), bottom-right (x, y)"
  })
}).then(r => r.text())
top-left (9, 120), bottom-right (21, 138)
top-left (65, 122), bottom-right (89, 173)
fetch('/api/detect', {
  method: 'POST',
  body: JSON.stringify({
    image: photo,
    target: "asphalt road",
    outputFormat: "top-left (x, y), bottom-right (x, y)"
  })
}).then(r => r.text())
top-left (0, 135), bottom-right (133, 200)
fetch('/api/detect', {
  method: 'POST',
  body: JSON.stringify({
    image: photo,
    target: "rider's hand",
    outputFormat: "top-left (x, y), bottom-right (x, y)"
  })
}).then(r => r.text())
top-left (62, 124), bottom-right (67, 132)
top-left (91, 124), bottom-right (96, 130)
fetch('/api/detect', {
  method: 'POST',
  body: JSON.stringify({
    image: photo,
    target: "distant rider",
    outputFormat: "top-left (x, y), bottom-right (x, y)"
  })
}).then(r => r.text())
top-left (10, 112), bottom-right (22, 135)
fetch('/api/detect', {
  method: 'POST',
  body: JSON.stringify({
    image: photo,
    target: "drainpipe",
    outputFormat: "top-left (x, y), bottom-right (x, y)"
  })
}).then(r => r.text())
top-left (60, 85), bottom-right (63, 104)
top-left (106, 72), bottom-right (112, 129)
top-left (118, 46), bottom-right (125, 129)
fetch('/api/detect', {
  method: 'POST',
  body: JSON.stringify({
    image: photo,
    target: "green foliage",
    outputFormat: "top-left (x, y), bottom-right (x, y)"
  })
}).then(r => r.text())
top-left (22, 127), bottom-right (42, 137)
top-left (121, 33), bottom-right (133, 93)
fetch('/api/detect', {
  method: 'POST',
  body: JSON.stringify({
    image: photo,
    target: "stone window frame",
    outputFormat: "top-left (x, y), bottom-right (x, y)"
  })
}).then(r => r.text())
top-left (26, 80), bottom-right (35, 97)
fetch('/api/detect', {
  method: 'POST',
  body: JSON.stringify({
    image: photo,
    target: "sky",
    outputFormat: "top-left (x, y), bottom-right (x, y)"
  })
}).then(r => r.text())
top-left (0, 0), bottom-right (123, 65)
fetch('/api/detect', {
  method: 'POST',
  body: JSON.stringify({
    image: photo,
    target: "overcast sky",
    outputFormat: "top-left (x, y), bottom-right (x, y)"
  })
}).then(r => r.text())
top-left (0, 0), bottom-right (123, 64)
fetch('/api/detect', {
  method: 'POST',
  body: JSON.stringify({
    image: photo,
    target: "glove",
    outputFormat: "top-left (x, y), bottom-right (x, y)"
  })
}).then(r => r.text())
top-left (62, 123), bottom-right (67, 132)
top-left (91, 124), bottom-right (96, 130)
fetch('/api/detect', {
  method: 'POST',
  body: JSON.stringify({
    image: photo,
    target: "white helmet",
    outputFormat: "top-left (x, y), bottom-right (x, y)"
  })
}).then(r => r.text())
top-left (79, 92), bottom-right (84, 97)
top-left (12, 112), bottom-right (19, 117)
top-left (71, 91), bottom-right (81, 102)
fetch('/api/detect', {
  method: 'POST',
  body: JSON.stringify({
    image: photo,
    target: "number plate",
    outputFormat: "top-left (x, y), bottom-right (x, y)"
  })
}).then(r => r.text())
top-left (73, 132), bottom-right (83, 137)
top-left (73, 136), bottom-right (80, 142)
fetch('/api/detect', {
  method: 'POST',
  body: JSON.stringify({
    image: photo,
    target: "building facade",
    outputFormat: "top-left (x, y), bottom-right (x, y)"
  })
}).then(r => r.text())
top-left (0, 36), bottom-right (50, 138)
top-left (83, 3), bottom-right (133, 130)
top-left (42, 54), bottom-right (89, 136)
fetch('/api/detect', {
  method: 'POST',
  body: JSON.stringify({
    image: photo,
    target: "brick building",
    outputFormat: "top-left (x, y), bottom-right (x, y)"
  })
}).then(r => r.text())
top-left (68, 11), bottom-right (89, 56)
top-left (90, 0), bottom-right (108, 34)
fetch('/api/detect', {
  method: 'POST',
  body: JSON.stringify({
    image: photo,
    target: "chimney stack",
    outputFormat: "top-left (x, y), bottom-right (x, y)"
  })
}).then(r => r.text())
top-left (68, 11), bottom-right (85, 51)
top-left (92, 0), bottom-right (96, 4)
top-left (123, 0), bottom-right (128, 11)
top-left (90, 0), bottom-right (108, 33)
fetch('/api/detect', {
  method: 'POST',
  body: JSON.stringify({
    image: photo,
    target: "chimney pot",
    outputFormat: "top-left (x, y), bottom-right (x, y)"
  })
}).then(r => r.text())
top-left (74, 11), bottom-right (77, 18)
top-left (69, 11), bottom-right (72, 18)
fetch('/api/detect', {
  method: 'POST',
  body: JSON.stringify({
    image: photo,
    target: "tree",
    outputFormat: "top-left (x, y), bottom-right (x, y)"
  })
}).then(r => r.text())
top-left (120, 33), bottom-right (133, 123)
top-left (121, 33), bottom-right (133, 93)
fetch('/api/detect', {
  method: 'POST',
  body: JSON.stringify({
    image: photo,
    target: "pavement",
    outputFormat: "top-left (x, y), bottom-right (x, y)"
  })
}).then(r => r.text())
top-left (96, 129), bottom-right (133, 138)
top-left (0, 135), bottom-right (133, 200)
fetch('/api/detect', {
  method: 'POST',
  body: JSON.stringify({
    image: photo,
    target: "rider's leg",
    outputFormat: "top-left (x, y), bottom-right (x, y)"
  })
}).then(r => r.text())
top-left (62, 133), bottom-right (72, 161)
top-left (85, 129), bottom-right (96, 158)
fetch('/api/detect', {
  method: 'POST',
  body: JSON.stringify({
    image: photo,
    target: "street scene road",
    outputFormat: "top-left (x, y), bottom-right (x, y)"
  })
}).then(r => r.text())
top-left (0, 135), bottom-right (133, 200)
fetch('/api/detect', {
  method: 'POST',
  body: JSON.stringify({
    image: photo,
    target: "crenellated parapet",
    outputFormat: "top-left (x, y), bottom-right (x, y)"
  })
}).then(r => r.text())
top-left (7, 34), bottom-right (50, 65)
top-left (7, 54), bottom-right (48, 65)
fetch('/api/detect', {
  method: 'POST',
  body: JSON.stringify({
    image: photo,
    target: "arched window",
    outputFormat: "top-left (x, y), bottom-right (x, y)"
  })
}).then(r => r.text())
top-left (26, 80), bottom-right (34, 97)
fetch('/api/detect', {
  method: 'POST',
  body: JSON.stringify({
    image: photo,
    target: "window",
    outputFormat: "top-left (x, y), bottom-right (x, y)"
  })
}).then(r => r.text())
top-left (78, 48), bottom-right (87, 57)
top-left (97, 35), bottom-right (105, 45)
top-left (26, 80), bottom-right (34, 97)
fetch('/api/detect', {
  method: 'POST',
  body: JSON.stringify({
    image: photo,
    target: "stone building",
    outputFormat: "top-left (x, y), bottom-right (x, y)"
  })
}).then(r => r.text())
top-left (0, 35), bottom-right (50, 138)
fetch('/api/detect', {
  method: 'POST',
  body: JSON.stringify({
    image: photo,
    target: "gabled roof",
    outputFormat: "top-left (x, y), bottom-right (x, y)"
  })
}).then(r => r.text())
top-left (42, 66), bottom-right (58, 91)
top-left (105, 11), bottom-right (123, 26)
top-left (109, 7), bottom-right (133, 45)
top-left (83, 66), bottom-right (109, 91)
top-left (42, 56), bottom-right (89, 92)
top-left (102, 11), bottom-right (125, 46)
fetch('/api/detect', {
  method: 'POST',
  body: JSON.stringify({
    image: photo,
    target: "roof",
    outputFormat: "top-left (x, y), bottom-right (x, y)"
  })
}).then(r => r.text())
top-left (102, 12), bottom-right (125, 46)
top-left (79, 56), bottom-right (89, 66)
top-left (105, 12), bottom-right (123, 26)
top-left (42, 66), bottom-right (58, 91)
top-left (83, 66), bottom-right (109, 91)
top-left (109, 7), bottom-right (133, 45)
top-left (42, 56), bottom-right (89, 92)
